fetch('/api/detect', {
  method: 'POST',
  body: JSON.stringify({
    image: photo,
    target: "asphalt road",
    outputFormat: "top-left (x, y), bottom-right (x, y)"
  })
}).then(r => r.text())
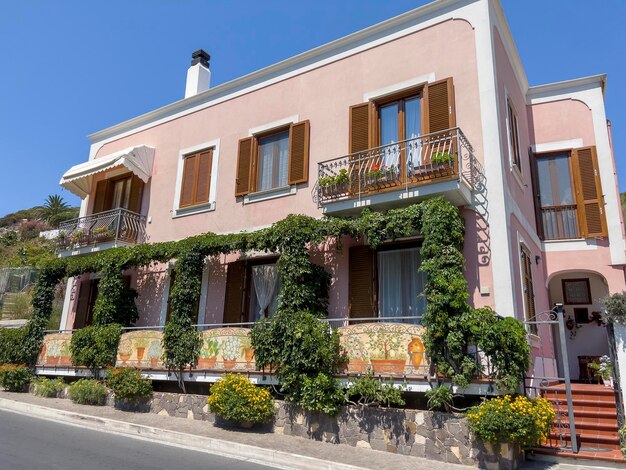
top-left (0, 409), bottom-right (274, 470)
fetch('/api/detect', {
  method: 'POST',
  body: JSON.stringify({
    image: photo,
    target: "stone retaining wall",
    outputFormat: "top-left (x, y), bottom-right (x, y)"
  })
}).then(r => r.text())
top-left (148, 392), bottom-right (522, 469)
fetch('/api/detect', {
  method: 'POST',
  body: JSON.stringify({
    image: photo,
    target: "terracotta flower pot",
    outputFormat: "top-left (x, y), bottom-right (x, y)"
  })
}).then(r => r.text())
top-left (370, 359), bottom-right (406, 375)
top-left (244, 348), bottom-right (255, 366)
top-left (223, 358), bottom-right (237, 370)
top-left (119, 353), bottom-right (131, 365)
top-left (150, 357), bottom-right (159, 368)
top-left (136, 347), bottom-right (145, 364)
top-left (47, 356), bottom-right (59, 365)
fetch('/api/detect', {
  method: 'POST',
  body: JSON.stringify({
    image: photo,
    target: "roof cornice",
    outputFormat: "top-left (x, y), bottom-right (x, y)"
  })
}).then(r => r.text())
top-left (527, 74), bottom-right (606, 101)
top-left (88, 0), bottom-right (474, 144)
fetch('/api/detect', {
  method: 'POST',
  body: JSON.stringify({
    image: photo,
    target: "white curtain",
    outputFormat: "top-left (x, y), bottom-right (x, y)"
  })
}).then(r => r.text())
top-left (258, 132), bottom-right (289, 191)
top-left (251, 264), bottom-right (279, 321)
top-left (404, 96), bottom-right (422, 171)
top-left (379, 103), bottom-right (400, 170)
top-left (377, 247), bottom-right (426, 324)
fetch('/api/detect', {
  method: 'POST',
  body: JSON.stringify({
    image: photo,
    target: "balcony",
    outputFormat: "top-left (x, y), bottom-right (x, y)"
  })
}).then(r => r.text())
top-left (316, 128), bottom-right (484, 214)
top-left (57, 208), bottom-right (147, 257)
top-left (540, 205), bottom-right (580, 240)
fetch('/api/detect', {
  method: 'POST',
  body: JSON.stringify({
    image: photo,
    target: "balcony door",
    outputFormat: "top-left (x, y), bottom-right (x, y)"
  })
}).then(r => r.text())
top-left (92, 174), bottom-right (144, 215)
top-left (376, 94), bottom-right (422, 180)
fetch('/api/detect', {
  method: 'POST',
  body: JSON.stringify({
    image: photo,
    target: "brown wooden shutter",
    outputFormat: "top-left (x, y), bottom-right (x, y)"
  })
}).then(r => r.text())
top-left (194, 149), bottom-right (213, 204)
top-left (127, 175), bottom-right (144, 214)
top-left (520, 245), bottom-right (537, 334)
top-left (288, 120), bottom-right (310, 184)
top-left (92, 180), bottom-right (110, 214)
top-left (349, 245), bottom-right (376, 320)
top-left (223, 261), bottom-right (246, 323)
top-left (73, 278), bottom-right (93, 329)
top-left (529, 149), bottom-right (544, 240)
top-left (423, 77), bottom-right (456, 134)
top-left (180, 155), bottom-right (197, 207)
top-left (349, 103), bottom-right (371, 153)
top-left (236, 137), bottom-right (254, 196)
top-left (572, 146), bottom-right (607, 238)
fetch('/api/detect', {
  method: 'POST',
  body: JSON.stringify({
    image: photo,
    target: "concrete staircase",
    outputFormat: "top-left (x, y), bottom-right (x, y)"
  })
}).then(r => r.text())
top-left (530, 383), bottom-right (625, 464)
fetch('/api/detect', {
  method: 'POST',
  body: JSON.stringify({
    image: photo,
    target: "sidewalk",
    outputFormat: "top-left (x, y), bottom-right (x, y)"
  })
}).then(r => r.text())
top-left (0, 392), bottom-right (472, 470)
top-left (1, 392), bottom-right (616, 470)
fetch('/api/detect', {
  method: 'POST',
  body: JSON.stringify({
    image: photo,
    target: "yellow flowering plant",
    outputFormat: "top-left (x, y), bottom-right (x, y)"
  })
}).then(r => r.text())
top-left (207, 374), bottom-right (274, 424)
top-left (466, 395), bottom-right (555, 448)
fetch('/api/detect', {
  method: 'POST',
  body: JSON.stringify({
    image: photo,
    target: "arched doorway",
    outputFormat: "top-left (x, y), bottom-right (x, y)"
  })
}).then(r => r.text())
top-left (548, 271), bottom-right (610, 382)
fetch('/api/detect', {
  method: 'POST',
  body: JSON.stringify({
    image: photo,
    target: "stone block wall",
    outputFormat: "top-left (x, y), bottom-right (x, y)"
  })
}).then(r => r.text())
top-left (147, 392), bottom-right (522, 469)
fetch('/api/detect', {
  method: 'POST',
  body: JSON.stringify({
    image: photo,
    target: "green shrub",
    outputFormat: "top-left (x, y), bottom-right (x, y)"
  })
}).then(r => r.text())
top-left (70, 324), bottom-right (121, 374)
top-left (603, 292), bottom-right (626, 325)
top-left (251, 310), bottom-right (345, 415)
top-left (467, 395), bottom-right (555, 448)
top-left (208, 374), bottom-right (274, 424)
top-left (620, 422), bottom-right (626, 457)
top-left (345, 373), bottom-right (405, 408)
top-left (0, 364), bottom-right (32, 392)
top-left (32, 377), bottom-right (65, 398)
top-left (105, 367), bottom-right (152, 401)
top-left (425, 385), bottom-right (454, 412)
top-left (68, 379), bottom-right (107, 406)
top-left (0, 327), bottom-right (30, 364)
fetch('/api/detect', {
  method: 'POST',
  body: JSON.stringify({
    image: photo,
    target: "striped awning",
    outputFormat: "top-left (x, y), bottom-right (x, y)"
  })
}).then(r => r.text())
top-left (60, 145), bottom-right (154, 198)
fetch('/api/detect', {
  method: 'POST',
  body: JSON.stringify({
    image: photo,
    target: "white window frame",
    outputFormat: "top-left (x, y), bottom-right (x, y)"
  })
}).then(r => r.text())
top-left (172, 139), bottom-right (220, 218)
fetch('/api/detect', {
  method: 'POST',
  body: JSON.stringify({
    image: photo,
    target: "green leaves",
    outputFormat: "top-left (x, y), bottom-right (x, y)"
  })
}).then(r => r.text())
top-left (70, 324), bottom-right (121, 374)
top-left (345, 373), bottom-right (405, 408)
top-left (105, 367), bottom-right (152, 401)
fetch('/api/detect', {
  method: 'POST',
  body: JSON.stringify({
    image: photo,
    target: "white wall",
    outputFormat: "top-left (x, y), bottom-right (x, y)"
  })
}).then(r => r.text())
top-left (549, 272), bottom-right (610, 380)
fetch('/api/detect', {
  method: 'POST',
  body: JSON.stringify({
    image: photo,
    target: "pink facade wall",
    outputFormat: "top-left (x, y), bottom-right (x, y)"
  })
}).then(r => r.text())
top-left (91, 19), bottom-right (484, 242)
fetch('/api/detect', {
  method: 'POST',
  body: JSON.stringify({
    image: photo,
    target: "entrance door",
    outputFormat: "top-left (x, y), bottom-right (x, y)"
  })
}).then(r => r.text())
top-left (73, 278), bottom-right (100, 329)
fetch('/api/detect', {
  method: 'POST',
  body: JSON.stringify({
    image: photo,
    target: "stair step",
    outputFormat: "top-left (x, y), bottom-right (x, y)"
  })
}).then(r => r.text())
top-left (530, 446), bottom-right (626, 465)
top-left (561, 419), bottom-right (619, 432)
top-left (548, 431), bottom-right (621, 449)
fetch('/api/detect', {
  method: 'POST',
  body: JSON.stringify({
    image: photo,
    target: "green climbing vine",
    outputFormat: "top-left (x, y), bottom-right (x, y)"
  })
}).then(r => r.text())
top-left (9, 197), bottom-right (529, 395)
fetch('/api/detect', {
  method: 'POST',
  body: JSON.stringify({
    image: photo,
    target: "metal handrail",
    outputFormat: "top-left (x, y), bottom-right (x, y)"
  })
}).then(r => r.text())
top-left (57, 208), bottom-right (147, 250)
top-left (316, 127), bottom-right (484, 206)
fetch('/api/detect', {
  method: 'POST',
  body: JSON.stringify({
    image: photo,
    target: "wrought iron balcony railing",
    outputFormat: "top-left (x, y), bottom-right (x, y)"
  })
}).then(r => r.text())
top-left (316, 127), bottom-right (483, 205)
top-left (540, 205), bottom-right (580, 240)
top-left (57, 208), bottom-right (147, 251)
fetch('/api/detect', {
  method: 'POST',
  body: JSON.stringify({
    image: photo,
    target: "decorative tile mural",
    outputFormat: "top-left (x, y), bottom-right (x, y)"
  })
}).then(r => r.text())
top-left (338, 323), bottom-right (429, 377)
top-left (199, 328), bottom-right (255, 370)
top-left (38, 322), bottom-right (427, 378)
top-left (37, 333), bottom-right (74, 366)
top-left (116, 331), bottom-right (164, 369)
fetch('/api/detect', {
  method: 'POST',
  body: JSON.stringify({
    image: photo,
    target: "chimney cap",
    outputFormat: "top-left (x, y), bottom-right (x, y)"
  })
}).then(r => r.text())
top-left (191, 49), bottom-right (210, 68)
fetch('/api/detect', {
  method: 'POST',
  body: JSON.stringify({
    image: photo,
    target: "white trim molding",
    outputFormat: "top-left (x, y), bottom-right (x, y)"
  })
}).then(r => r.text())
top-left (363, 73), bottom-right (436, 101)
top-left (172, 139), bottom-right (220, 218)
top-left (532, 139), bottom-right (583, 154)
top-left (248, 115), bottom-right (299, 136)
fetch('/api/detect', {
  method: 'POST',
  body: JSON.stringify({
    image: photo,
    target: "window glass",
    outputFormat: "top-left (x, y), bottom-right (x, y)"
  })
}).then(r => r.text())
top-left (377, 247), bottom-right (426, 324)
top-left (112, 177), bottom-right (130, 209)
top-left (537, 153), bottom-right (574, 207)
top-left (404, 97), bottom-right (421, 141)
top-left (257, 130), bottom-right (289, 191)
top-left (379, 103), bottom-right (399, 146)
top-left (249, 263), bottom-right (280, 321)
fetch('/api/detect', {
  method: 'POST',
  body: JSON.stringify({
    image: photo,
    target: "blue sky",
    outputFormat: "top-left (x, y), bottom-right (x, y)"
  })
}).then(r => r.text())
top-left (0, 0), bottom-right (624, 215)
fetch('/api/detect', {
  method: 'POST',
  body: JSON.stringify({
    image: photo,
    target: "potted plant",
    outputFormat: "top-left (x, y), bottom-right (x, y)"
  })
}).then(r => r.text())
top-left (589, 355), bottom-right (613, 387)
top-left (70, 230), bottom-right (86, 246)
top-left (198, 337), bottom-right (219, 369)
top-left (367, 326), bottom-right (407, 374)
top-left (430, 151), bottom-right (454, 172)
top-left (92, 226), bottom-right (115, 241)
top-left (220, 336), bottom-right (241, 370)
top-left (146, 341), bottom-right (162, 368)
top-left (58, 340), bottom-right (72, 365)
top-left (319, 169), bottom-right (350, 198)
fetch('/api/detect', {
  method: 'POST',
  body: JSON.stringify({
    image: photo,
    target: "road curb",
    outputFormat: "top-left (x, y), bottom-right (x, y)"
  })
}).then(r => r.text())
top-left (0, 397), bottom-right (365, 470)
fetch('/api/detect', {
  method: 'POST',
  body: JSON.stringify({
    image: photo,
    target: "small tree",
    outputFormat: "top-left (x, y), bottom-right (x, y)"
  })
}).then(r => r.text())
top-left (603, 292), bottom-right (626, 325)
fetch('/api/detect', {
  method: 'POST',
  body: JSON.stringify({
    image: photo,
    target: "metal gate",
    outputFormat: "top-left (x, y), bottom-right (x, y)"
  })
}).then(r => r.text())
top-left (524, 303), bottom-right (578, 453)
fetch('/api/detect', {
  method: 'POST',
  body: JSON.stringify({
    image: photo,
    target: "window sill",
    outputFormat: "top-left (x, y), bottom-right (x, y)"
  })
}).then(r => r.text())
top-left (172, 201), bottom-right (216, 218)
top-left (510, 164), bottom-right (525, 190)
top-left (243, 185), bottom-right (296, 204)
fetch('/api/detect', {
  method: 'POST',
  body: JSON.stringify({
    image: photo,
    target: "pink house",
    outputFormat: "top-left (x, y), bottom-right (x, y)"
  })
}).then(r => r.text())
top-left (56, 0), bottom-right (624, 400)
